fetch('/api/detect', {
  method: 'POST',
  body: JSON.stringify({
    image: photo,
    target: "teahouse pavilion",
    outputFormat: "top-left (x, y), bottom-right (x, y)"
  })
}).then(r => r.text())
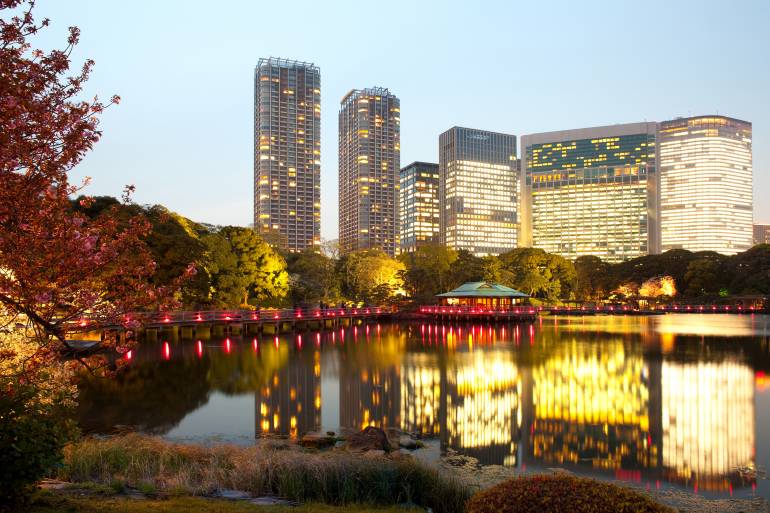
top-left (436, 281), bottom-right (529, 309)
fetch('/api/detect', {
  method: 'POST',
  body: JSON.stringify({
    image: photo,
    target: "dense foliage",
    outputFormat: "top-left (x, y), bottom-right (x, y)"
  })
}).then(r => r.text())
top-left (397, 243), bottom-right (770, 303)
top-left (0, 379), bottom-right (77, 503)
top-left (466, 475), bottom-right (673, 513)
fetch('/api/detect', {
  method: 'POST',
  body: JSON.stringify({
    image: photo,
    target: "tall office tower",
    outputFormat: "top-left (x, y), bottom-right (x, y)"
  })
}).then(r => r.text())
top-left (521, 123), bottom-right (658, 263)
top-left (254, 58), bottom-right (321, 252)
top-left (399, 162), bottom-right (440, 253)
top-left (439, 127), bottom-right (518, 257)
top-left (755, 224), bottom-right (770, 245)
top-left (658, 116), bottom-right (753, 255)
top-left (339, 88), bottom-right (400, 256)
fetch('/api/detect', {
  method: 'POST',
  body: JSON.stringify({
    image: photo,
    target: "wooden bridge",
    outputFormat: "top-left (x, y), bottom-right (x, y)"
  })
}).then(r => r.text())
top-left (134, 307), bottom-right (393, 341)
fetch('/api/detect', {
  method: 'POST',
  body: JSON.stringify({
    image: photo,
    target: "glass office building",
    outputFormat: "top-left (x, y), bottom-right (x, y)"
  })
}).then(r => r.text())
top-left (254, 58), bottom-right (321, 251)
top-left (399, 162), bottom-right (440, 253)
top-left (658, 116), bottom-right (753, 255)
top-left (339, 88), bottom-right (400, 256)
top-left (521, 123), bottom-right (658, 263)
top-left (439, 127), bottom-right (518, 256)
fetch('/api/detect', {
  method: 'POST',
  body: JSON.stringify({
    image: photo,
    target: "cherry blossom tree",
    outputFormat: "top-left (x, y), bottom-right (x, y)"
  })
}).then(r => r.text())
top-left (0, 0), bottom-right (188, 383)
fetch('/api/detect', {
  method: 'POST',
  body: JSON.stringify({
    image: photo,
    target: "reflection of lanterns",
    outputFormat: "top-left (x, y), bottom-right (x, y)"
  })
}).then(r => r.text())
top-left (756, 371), bottom-right (769, 391)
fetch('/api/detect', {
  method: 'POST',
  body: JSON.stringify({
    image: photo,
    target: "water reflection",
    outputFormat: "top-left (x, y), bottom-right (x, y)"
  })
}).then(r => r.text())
top-left (76, 314), bottom-right (770, 498)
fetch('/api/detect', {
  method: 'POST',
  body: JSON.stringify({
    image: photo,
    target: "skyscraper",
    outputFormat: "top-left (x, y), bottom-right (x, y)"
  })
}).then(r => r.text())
top-left (754, 224), bottom-right (770, 245)
top-left (521, 123), bottom-right (658, 263)
top-left (658, 116), bottom-right (753, 255)
top-left (399, 162), bottom-right (440, 253)
top-left (254, 58), bottom-right (321, 252)
top-left (439, 127), bottom-right (518, 257)
top-left (338, 88), bottom-right (400, 256)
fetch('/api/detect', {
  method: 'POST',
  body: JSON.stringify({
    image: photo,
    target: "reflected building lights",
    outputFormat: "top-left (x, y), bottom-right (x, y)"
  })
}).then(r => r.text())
top-left (255, 350), bottom-right (321, 439)
top-left (530, 340), bottom-right (658, 472)
top-left (661, 360), bottom-right (755, 491)
top-left (446, 351), bottom-right (521, 466)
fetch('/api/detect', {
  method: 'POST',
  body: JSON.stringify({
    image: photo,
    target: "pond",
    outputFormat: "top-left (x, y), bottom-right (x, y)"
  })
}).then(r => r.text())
top-left (76, 314), bottom-right (770, 499)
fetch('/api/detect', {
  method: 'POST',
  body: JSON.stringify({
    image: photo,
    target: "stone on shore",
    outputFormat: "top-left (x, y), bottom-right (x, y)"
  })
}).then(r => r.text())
top-left (348, 426), bottom-right (393, 452)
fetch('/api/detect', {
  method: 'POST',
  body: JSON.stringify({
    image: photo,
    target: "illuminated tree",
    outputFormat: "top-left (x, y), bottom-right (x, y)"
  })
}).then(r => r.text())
top-left (639, 276), bottom-right (676, 298)
top-left (339, 249), bottom-right (405, 304)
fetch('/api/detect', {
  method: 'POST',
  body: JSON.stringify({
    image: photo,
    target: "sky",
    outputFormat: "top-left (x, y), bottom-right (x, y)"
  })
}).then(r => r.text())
top-left (29, 0), bottom-right (770, 239)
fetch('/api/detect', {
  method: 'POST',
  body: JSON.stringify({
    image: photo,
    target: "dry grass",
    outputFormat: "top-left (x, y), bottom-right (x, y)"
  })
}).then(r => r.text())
top-left (57, 434), bottom-right (470, 513)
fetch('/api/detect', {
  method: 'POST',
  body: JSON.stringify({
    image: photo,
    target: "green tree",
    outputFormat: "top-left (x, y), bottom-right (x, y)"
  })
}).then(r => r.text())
top-left (448, 250), bottom-right (486, 288)
top-left (683, 254), bottom-right (728, 296)
top-left (399, 244), bottom-right (457, 302)
top-left (726, 244), bottom-right (770, 295)
top-left (219, 227), bottom-right (289, 307)
top-left (339, 249), bottom-right (405, 304)
top-left (574, 255), bottom-right (610, 301)
top-left (497, 248), bottom-right (577, 300)
top-left (286, 249), bottom-right (341, 306)
top-left (202, 233), bottom-right (247, 308)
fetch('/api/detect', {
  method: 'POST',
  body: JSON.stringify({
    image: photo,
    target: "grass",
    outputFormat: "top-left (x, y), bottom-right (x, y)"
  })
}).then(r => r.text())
top-left (55, 434), bottom-right (470, 513)
top-left (26, 491), bottom-right (424, 513)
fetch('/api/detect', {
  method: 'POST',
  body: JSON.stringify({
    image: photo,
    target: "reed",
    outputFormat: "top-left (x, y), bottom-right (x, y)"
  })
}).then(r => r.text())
top-left (58, 435), bottom-right (471, 513)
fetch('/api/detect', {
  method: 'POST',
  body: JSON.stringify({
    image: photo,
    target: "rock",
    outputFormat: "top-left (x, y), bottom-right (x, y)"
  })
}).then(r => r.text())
top-left (363, 449), bottom-right (386, 458)
top-left (399, 435), bottom-right (418, 450)
top-left (300, 431), bottom-right (335, 449)
top-left (219, 489), bottom-right (251, 500)
top-left (348, 426), bottom-right (393, 452)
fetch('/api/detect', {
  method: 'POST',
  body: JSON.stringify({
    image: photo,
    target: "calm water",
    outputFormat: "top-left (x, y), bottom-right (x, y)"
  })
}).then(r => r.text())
top-left (77, 314), bottom-right (770, 499)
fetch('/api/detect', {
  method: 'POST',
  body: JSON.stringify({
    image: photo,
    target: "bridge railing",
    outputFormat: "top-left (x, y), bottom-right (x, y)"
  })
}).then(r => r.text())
top-left (420, 304), bottom-right (761, 315)
top-left (133, 306), bottom-right (391, 325)
top-left (420, 305), bottom-right (537, 315)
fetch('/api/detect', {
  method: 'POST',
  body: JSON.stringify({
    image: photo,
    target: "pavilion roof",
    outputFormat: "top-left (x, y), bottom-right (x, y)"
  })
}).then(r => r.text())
top-left (436, 281), bottom-right (529, 298)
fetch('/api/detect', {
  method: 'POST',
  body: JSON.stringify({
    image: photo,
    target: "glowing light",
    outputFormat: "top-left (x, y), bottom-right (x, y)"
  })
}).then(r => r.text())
top-left (196, 340), bottom-right (203, 357)
top-left (163, 341), bottom-right (170, 360)
top-left (225, 338), bottom-right (231, 353)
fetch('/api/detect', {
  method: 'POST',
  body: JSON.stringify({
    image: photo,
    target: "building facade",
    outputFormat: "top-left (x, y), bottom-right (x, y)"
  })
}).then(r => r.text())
top-left (338, 88), bottom-right (400, 256)
top-left (439, 127), bottom-right (518, 256)
top-left (521, 122), bottom-right (658, 263)
top-left (399, 162), bottom-right (439, 253)
top-left (658, 116), bottom-right (753, 255)
top-left (253, 58), bottom-right (321, 251)
top-left (755, 224), bottom-right (770, 245)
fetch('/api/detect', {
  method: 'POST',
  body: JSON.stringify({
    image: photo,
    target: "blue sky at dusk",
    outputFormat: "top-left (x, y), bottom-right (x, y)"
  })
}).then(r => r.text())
top-left (33, 0), bottom-right (770, 239)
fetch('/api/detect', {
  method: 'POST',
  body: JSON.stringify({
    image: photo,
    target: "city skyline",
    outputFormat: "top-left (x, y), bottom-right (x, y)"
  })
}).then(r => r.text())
top-left (33, 1), bottom-right (770, 240)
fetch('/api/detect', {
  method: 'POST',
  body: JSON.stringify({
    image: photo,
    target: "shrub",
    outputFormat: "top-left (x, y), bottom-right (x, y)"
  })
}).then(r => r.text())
top-left (0, 381), bottom-right (77, 504)
top-left (466, 474), bottom-right (674, 513)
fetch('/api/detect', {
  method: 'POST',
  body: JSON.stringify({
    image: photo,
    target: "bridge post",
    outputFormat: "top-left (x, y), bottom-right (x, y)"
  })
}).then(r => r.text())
top-left (145, 328), bottom-right (158, 343)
